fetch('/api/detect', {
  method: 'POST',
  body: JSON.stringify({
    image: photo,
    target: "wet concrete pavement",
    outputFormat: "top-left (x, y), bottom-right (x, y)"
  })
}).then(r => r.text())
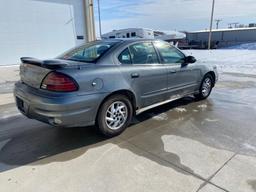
top-left (0, 73), bottom-right (255, 192)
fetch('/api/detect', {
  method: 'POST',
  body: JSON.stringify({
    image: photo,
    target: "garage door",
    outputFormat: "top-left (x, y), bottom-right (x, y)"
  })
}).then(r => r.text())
top-left (0, 0), bottom-right (86, 65)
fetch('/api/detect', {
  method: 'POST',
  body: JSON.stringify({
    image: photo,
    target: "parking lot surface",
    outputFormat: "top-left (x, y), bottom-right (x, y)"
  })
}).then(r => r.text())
top-left (0, 72), bottom-right (255, 192)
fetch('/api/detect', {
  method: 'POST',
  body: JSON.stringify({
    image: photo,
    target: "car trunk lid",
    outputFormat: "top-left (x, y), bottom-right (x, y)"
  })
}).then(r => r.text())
top-left (20, 57), bottom-right (69, 89)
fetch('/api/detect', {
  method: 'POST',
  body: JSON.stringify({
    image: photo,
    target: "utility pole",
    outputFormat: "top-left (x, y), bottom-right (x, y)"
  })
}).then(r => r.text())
top-left (228, 22), bottom-right (239, 29)
top-left (233, 22), bottom-right (239, 28)
top-left (97, 0), bottom-right (102, 38)
top-left (228, 23), bottom-right (233, 28)
top-left (208, 0), bottom-right (215, 49)
top-left (83, 0), bottom-right (96, 42)
top-left (215, 19), bottom-right (222, 29)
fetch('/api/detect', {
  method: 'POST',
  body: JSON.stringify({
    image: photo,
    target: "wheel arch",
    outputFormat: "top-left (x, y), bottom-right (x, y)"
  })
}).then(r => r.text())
top-left (204, 71), bottom-right (216, 87)
top-left (96, 89), bottom-right (137, 123)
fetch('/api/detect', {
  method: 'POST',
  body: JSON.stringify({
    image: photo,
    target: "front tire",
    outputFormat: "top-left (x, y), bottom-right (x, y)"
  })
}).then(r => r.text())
top-left (194, 74), bottom-right (213, 100)
top-left (97, 94), bottom-right (133, 137)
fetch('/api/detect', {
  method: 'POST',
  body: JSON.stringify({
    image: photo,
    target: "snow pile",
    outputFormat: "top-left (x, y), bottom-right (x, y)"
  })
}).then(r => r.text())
top-left (184, 49), bottom-right (256, 75)
top-left (224, 42), bottom-right (256, 50)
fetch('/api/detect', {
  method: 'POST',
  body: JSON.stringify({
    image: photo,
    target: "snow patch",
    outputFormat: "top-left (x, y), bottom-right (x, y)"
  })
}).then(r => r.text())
top-left (151, 113), bottom-right (168, 121)
top-left (184, 49), bottom-right (256, 75)
top-left (205, 118), bottom-right (219, 122)
top-left (197, 104), bottom-right (207, 109)
top-left (174, 107), bottom-right (187, 113)
top-left (243, 143), bottom-right (256, 151)
top-left (224, 42), bottom-right (256, 50)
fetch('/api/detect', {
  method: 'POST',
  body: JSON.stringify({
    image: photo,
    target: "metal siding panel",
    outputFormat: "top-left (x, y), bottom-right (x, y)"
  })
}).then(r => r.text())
top-left (0, 0), bottom-right (85, 65)
top-left (187, 29), bottom-right (256, 47)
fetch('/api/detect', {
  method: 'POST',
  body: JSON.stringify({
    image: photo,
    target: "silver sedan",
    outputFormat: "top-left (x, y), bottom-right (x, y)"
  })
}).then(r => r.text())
top-left (14, 39), bottom-right (218, 137)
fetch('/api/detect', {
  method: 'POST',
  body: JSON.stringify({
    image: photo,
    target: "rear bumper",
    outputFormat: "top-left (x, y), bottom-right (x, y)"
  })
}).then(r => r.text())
top-left (14, 82), bottom-right (107, 127)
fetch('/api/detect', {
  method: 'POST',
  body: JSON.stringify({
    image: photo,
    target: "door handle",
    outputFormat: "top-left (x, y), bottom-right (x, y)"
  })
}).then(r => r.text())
top-left (131, 73), bottom-right (140, 78)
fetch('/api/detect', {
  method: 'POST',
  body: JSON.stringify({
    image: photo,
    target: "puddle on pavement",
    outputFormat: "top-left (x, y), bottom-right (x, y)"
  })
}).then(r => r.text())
top-left (0, 73), bottom-right (255, 176)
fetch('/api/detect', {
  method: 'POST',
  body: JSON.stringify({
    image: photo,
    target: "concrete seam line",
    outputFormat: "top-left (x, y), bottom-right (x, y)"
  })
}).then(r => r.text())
top-left (126, 140), bottom-right (231, 192)
top-left (196, 153), bottom-right (237, 192)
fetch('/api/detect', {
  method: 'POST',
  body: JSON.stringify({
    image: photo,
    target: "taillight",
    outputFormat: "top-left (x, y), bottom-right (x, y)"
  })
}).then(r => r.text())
top-left (41, 72), bottom-right (78, 92)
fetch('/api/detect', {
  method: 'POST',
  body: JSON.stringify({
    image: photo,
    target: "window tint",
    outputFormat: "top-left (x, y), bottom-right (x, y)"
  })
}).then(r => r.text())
top-left (131, 32), bottom-right (136, 37)
top-left (118, 48), bottom-right (132, 64)
top-left (154, 41), bottom-right (185, 64)
top-left (60, 41), bottom-right (117, 63)
top-left (128, 42), bottom-right (158, 64)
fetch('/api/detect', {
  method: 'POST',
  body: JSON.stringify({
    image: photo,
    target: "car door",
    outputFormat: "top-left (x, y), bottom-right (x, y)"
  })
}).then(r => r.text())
top-left (118, 41), bottom-right (168, 108)
top-left (154, 41), bottom-right (200, 98)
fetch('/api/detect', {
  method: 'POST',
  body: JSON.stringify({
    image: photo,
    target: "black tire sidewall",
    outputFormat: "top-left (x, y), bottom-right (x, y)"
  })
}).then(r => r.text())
top-left (97, 95), bottom-right (133, 137)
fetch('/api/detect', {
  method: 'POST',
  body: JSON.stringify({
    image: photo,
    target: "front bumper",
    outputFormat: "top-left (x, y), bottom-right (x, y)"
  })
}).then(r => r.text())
top-left (14, 82), bottom-right (107, 127)
top-left (213, 66), bottom-right (219, 83)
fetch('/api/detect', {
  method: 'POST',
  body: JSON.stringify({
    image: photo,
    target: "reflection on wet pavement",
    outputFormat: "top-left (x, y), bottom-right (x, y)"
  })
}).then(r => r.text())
top-left (0, 72), bottom-right (255, 191)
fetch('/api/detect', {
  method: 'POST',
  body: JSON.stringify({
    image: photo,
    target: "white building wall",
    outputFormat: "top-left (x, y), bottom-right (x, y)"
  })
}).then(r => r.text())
top-left (0, 0), bottom-right (86, 65)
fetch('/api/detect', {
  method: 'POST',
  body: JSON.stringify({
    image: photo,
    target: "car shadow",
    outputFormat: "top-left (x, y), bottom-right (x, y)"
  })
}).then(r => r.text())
top-left (0, 96), bottom-right (204, 173)
top-left (1, 95), bottom-right (253, 176)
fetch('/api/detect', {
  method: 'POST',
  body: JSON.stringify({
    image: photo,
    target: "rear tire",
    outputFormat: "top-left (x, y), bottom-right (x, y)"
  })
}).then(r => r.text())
top-left (194, 74), bottom-right (213, 100)
top-left (97, 94), bottom-right (133, 137)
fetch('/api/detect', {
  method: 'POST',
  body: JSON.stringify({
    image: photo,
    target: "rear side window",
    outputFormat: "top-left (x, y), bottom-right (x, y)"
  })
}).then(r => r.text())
top-left (118, 48), bottom-right (132, 64)
top-left (129, 42), bottom-right (159, 64)
top-left (60, 41), bottom-right (117, 63)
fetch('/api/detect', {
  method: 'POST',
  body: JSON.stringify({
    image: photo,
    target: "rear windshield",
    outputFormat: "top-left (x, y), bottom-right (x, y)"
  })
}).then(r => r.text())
top-left (59, 41), bottom-right (117, 63)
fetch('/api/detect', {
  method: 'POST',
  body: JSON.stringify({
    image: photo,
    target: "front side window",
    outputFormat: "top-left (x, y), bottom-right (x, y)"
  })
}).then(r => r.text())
top-left (129, 42), bottom-right (159, 64)
top-left (154, 41), bottom-right (185, 64)
top-left (60, 41), bottom-right (117, 63)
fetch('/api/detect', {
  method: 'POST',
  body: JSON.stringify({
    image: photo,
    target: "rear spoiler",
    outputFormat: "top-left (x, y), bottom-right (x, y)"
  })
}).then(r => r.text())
top-left (20, 57), bottom-right (68, 69)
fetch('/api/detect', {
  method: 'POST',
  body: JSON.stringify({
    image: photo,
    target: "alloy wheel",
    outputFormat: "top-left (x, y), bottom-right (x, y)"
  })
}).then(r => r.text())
top-left (105, 101), bottom-right (128, 130)
top-left (202, 77), bottom-right (212, 97)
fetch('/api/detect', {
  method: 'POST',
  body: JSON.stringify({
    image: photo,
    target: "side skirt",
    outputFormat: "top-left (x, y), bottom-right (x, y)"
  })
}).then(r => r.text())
top-left (136, 92), bottom-right (197, 115)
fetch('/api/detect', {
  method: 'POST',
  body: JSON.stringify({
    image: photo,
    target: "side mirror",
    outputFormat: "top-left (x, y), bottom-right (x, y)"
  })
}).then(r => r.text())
top-left (185, 56), bottom-right (197, 64)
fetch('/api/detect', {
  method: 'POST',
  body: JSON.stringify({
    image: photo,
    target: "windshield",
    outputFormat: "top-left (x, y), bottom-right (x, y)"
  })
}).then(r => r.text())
top-left (59, 41), bottom-right (118, 63)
